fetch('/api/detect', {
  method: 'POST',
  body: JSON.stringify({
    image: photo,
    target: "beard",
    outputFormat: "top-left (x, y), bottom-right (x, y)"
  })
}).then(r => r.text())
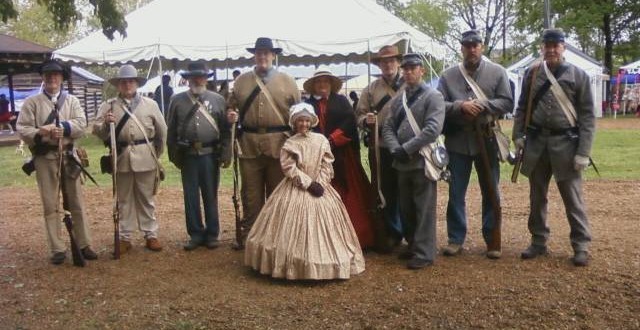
top-left (190, 85), bottom-right (206, 95)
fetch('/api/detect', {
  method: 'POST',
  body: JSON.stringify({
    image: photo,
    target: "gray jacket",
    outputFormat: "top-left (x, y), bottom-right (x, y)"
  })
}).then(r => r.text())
top-left (166, 90), bottom-right (230, 161)
top-left (382, 82), bottom-right (445, 171)
top-left (438, 59), bottom-right (513, 156)
top-left (513, 61), bottom-right (595, 181)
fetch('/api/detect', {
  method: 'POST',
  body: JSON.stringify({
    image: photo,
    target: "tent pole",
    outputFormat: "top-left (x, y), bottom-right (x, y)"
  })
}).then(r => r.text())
top-left (367, 40), bottom-right (371, 87)
top-left (345, 56), bottom-right (349, 93)
top-left (8, 73), bottom-right (16, 115)
top-left (225, 42), bottom-right (230, 86)
top-left (155, 45), bottom-right (166, 116)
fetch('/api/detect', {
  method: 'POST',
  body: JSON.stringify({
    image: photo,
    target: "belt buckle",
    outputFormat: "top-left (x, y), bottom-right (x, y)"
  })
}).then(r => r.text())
top-left (193, 141), bottom-right (202, 151)
top-left (257, 127), bottom-right (267, 134)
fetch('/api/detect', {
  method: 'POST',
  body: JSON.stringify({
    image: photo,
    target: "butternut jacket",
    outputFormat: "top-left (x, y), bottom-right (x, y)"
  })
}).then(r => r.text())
top-left (227, 68), bottom-right (300, 159)
top-left (383, 83), bottom-right (446, 171)
top-left (438, 59), bottom-right (513, 156)
top-left (93, 96), bottom-right (167, 173)
top-left (513, 61), bottom-right (595, 181)
top-left (355, 74), bottom-right (405, 148)
top-left (17, 92), bottom-right (86, 160)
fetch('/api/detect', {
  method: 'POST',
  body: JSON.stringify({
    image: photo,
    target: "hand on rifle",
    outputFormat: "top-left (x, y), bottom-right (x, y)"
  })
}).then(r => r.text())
top-left (227, 110), bottom-right (238, 124)
top-left (38, 124), bottom-right (58, 139)
top-left (574, 155), bottom-right (590, 171)
top-left (365, 112), bottom-right (377, 126)
top-left (104, 112), bottom-right (116, 124)
top-left (307, 181), bottom-right (324, 197)
top-left (514, 137), bottom-right (525, 151)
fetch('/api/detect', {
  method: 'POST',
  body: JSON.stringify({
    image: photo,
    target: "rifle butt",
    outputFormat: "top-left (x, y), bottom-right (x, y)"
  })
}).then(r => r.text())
top-left (63, 215), bottom-right (86, 267)
top-left (113, 220), bottom-right (120, 260)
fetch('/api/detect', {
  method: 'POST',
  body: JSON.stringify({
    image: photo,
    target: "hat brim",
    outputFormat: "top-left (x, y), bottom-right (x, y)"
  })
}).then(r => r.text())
top-left (371, 54), bottom-right (403, 65)
top-left (303, 74), bottom-right (342, 94)
top-left (181, 71), bottom-right (215, 79)
top-left (108, 77), bottom-right (147, 87)
top-left (246, 47), bottom-right (283, 55)
top-left (40, 68), bottom-right (70, 81)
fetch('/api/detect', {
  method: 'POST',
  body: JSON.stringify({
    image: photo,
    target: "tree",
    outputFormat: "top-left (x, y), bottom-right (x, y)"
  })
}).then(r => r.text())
top-left (0, 0), bottom-right (127, 40)
top-left (515, 0), bottom-right (640, 75)
top-left (377, 0), bottom-right (527, 64)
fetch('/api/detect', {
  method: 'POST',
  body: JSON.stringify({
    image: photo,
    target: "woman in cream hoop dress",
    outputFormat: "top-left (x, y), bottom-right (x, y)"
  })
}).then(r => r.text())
top-left (244, 103), bottom-right (365, 280)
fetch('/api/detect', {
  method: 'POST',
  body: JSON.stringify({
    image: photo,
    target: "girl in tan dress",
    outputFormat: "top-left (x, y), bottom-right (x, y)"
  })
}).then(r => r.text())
top-left (244, 103), bottom-right (365, 280)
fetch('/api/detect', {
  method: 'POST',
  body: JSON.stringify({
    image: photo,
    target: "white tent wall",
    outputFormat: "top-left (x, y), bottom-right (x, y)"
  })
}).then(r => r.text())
top-left (506, 45), bottom-right (606, 117)
top-left (54, 0), bottom-right (446, 69)
top-left (621, 59), bottom-right (640, 74)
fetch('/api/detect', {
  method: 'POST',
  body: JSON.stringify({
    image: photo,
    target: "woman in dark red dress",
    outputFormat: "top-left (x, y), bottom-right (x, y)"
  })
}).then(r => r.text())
top-left (304, 68), bottom-right (376, 249)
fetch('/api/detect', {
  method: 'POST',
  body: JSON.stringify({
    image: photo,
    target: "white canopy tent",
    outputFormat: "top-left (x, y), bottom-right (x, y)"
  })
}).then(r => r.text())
top-left (621, 59), bottom-right (640, 74)
top-left (506, 44), bottom-right (606, 117)
top-left (54, 0), bottom-right (446, 69)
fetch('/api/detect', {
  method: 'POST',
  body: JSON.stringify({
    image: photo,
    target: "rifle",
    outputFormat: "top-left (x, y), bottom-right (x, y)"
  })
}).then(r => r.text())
top-left (474, 119), bottom-right (501, 252)
top-left (109, 105), bottom-right (121, 259)
top-left (53, 96), bottom-right (86, 267)
top-left (230, 123), bottom-right (243, 249)
top-left (511, 64), bottom-right (540, 183)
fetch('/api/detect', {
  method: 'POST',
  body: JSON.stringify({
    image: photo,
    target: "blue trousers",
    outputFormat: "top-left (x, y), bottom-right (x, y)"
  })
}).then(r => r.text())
top-left (446, 147), bottom-right (500, 246)
top-left (181, 153), bottom-right (220, 243)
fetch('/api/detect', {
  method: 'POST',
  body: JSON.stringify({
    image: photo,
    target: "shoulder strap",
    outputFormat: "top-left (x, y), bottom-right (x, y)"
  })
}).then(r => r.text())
top-left (373, 94), bottom-right (392, 112)
top-left (121, 102), bottom-right (161, 168)
top-left (179, 100), bottom-right (200, 141)
top-left (543, 61), bottom-right (578, 126)
top-left (238, 84), bottom-right (261, 126)
top-left (254, 74), bottom-right (287, 125)
top-left (188, 94), bottom-right (219, 134)
top-left (458, 63), bottom-right (488, 102)
top-left (401, 91), bottom-right (422, 136)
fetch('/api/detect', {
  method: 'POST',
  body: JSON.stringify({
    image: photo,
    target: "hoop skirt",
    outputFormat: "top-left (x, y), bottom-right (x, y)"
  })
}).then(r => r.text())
top-left (244, 132), bottom-right (365, 280)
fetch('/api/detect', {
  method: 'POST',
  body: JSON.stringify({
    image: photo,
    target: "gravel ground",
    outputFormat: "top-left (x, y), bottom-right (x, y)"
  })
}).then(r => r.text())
top-left (1, 177), bottom-right (638, 329)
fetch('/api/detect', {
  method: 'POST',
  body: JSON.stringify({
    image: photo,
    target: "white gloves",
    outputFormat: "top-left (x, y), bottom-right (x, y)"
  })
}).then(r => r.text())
top-left (574, 155), bottom-right (590, 171)
top-left (514, 138), bottom-right (525, 150)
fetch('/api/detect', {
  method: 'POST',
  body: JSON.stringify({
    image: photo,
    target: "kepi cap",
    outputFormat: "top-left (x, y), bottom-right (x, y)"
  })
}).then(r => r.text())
top-left (460, 30), bottom-right (483, 44)
top-left (401, 53), bottom-right (423, 68)
top-left (542, 28), bottom-right (565, 43)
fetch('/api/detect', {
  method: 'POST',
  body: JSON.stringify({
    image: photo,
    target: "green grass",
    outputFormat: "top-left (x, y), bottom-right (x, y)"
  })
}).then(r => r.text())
top-left (1, 120), bottom-right (638, 188)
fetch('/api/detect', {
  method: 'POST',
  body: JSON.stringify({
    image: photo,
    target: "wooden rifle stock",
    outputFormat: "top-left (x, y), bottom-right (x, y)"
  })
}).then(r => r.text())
top-left (54, 98), bottom-right (86, 267)
top-left (474, 120), bottom-right (501, 252)
top-left (230, 124), bottom-right (243, 248)
top-left (511, 145), bottom-right (524, 183)
top-left (368, 111), bottom-right (392, 253)
top-left (109, 105), bottom-right (121, 259)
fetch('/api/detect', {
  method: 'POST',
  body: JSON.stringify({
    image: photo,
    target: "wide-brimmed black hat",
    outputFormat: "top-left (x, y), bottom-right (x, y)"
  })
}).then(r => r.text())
top-left (246, 37), bottom-right (283, 55)
top-left (181, 63), bottom-right (214, 79)
top-left (38, 59), bottom-right (70, 80)
top-left (542, 28), bottom-right (565, 43)
top-left (401, 53), bottom-right (423, 68)
top-left (460, 30), bottom-right (483, 44)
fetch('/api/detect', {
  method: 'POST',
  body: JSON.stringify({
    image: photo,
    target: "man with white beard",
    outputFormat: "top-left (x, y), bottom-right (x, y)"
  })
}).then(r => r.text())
top-left (167, 63), bottom-right (231, 251)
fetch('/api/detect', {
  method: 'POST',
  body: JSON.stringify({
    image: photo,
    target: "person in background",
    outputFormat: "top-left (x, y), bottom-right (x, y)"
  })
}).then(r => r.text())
top-left (154, 74), bottom-right (173, 115)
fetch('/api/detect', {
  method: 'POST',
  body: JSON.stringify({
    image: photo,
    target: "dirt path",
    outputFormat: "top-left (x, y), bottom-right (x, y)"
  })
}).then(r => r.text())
top-left (1, 180), bottom-right (639, 329)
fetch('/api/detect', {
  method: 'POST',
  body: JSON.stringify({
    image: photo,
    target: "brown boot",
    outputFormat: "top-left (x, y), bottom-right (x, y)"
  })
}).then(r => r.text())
top-left (146, 238), bottom-right (162, 252)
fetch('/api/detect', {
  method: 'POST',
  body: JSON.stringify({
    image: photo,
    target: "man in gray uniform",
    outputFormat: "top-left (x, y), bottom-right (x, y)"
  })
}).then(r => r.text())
top-left (437, 30), bottom-right (514, 259)
top-left (167, 63), bottom-right (231, 251)
top-left (383, 54), bottom-right (445, 270)
top-left (513, 29), bottom-right (595, 266)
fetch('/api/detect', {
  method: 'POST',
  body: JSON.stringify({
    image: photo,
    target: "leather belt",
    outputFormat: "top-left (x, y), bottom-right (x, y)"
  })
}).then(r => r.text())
top-left (242, 126), bottom-right (290, 134)
top-left (527, 125), bottom-right (578, 136)
top-left (117, 139), bottom-right (148, 148)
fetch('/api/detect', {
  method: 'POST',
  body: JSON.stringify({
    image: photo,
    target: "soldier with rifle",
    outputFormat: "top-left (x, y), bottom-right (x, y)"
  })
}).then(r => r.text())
top-left (226, 37), bottom-right (300, 249)
top-left (355, 45), bottom-right (406, 250)
top-left (512, 29), bottom-right (595, 267)
top-left (16, 59), bottom-right (97, 265)
top-left (94, 65), bottom-right (167, 255)
top-left (437, 30), bottom-right (513, 259)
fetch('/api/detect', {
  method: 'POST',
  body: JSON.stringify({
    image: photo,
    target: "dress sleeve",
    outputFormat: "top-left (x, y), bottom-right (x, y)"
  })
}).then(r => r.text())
top-left (317, 138), bottom-right (335, 186)
top-left (280, 140), bottom-right (313, 189)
